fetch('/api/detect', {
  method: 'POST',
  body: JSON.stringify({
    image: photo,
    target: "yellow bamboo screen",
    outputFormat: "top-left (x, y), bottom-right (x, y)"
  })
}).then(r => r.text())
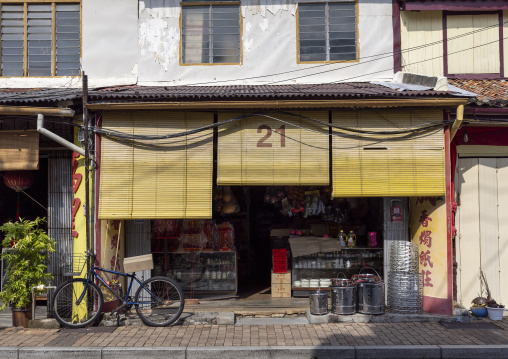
top-left (0, 130), bottom-right (39, 170)
top-left (447, 14), bottom-right (500, 74)
top-left (217, 111), bottom-right (329, 186)
top-left (99, 111), bottom-right (213, 219)
top-left (332, 110), bottom-right (445, 197)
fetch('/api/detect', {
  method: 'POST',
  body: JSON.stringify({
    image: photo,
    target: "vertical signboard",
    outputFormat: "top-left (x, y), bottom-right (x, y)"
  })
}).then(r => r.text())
top-left (410, 196), bottom-right (452, 315)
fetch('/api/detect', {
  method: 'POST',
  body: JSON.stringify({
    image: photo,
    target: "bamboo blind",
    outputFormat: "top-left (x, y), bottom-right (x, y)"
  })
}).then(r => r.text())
top-left (332, 109), bottom-right (445, 197)
top-left (0, 130), bottom-right (39, 170)
top-left (217, 111), bottom-right (329, 186)
top-left (99, 111), bottom-right (213, 219)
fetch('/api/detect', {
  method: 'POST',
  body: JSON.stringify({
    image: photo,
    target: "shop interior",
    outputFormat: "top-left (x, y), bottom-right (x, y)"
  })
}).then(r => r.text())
top-left (149, 185), bottom-right (386, 301)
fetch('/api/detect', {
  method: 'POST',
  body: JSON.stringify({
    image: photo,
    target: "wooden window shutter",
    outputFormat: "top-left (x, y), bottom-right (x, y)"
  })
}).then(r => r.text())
top-left (99, 111), bottom-right (213, 219)
top-left (332, 109), bottom-right (445, 197)
top-left (0, 130), bottom-right (39, 170)
top-left (217, 111), bottom-right (329, 186)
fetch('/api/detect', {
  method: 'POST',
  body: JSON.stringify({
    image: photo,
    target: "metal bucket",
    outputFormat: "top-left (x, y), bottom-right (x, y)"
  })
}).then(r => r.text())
top-left (331, 285), bottom-right (356, 315)
top-left (356, 281), bottom-right (385, 315)
top-left (309, 291), bottom-right (328, 315)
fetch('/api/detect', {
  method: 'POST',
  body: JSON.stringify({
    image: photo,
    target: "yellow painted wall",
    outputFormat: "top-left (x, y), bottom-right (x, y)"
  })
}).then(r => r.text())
top-left (401, 11), bottom-right (444, 76)
top-left (447, 14), bottom-right (499, 74)
top-left (100, 220), bottom-right (126, 302)
top-left (72, 127), bottom-right (88, 276)
top-left (410, 197), bottom-right (449, 300)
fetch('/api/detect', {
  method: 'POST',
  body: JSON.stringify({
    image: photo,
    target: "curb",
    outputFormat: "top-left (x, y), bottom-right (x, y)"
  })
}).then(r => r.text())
top-left (6, 345), bottom-right (508, 359)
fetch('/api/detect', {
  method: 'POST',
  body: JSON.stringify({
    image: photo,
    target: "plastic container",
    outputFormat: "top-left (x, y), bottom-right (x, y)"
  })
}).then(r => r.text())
top-left (487, 306), bottom-right (505, 320)
top-left (470, 307), bottom-right (488, 317)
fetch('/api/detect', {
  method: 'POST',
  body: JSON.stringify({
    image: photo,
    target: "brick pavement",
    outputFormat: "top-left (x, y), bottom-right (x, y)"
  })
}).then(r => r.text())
top-left (0, 320), bottom-right (507, 348)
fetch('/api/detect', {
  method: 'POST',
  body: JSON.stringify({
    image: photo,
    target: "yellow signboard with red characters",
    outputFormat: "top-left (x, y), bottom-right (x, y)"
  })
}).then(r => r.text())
top-left (410, 197), bottom-right (452, 315)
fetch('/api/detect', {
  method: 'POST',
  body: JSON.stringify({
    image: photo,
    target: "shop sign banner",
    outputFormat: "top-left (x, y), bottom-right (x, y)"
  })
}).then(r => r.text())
top-left (410, 197), bottom-right (450, 312)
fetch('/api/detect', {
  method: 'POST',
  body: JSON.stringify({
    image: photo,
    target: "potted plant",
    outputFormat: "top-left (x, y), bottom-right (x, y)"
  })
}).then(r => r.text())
top-left (0, 218), bottom-right (55, 327)
top-left (479, 270), bottom-right (505, 321)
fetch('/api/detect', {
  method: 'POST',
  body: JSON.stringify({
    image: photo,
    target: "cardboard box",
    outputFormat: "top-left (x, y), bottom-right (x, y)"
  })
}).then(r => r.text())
top-left (123, 254), bottom-right (154, 273)
top-left (271, 270), bottom-right (291, 284)
top-left (271, 283), bottom-right (291, 298)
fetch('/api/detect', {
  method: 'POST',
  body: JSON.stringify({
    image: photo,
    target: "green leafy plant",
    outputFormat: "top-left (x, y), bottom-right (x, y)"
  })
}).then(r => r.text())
top-left (0, 218), bottom-right (55, 310)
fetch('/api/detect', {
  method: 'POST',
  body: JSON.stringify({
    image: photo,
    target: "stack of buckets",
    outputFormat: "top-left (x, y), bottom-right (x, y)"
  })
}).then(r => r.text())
top-left (309, 269), bottom-right (385, 315)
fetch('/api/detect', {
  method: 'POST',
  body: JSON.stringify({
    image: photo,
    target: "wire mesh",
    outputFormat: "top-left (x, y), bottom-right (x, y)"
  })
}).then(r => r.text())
top-left (390, 241), bottom-right (419, 273)
top-left (388, 242), bottom-right (422, 314)
top-left (61, 253), bottom-right (87, 276)
top-left (387, 272), bottom-right (423, 314)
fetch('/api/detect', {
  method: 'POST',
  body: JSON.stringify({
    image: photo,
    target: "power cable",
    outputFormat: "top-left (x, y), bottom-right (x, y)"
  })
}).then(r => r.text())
top-left (1, 17), bottom-right (505, 101)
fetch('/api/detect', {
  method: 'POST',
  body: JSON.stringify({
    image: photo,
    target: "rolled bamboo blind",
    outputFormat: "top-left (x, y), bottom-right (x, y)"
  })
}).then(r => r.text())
top-left (332, 109), bottom-right (445, 197)
top-left (99, 111), bottom-right (213, 219)
top-left (0, 130), bottom-right (39, 170)
top-left (217, 111), bottom-right (329, 186)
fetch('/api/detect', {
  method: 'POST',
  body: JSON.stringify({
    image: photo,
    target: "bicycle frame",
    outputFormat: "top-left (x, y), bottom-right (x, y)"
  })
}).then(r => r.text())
top-left (76, 265), bottom-right (157, 308)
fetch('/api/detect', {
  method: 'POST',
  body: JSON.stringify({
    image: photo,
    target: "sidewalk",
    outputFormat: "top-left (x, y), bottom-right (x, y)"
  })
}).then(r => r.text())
top-left (0, 319), bottom-right (508, 358)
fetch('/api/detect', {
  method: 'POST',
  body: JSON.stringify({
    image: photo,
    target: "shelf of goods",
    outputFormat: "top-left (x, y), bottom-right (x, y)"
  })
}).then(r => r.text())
top-left (291, 248), bottom-right (383, 297)
top-left (152, 251), bottom-right (237, 295)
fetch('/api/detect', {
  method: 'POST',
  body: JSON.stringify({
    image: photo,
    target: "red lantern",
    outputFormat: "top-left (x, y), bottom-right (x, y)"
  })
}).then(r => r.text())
top-left (3, 171), bottom-right (34, 221)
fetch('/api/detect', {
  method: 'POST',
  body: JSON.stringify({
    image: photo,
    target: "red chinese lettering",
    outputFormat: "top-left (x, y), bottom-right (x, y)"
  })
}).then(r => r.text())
top-left (112, 220), bottom-right (120, 230)
top-left (111, 234), bottom-right (119, 249)
top-left (416, 197), bottom-right (437, 206)
top-left (72, 152), bottom-right (82, 238)
top-left (419, 210), bottom-right (432, 227)
top-left (419, 230), bottom-right (432, 248)
top-left (71, 198), bottom-right (81, 238)
top-left (422, 270), bottom-right (433, 287)
top-left (110, 255), bottom-right (120, 281)
top-left (420, 250), bottom-right (433, 268)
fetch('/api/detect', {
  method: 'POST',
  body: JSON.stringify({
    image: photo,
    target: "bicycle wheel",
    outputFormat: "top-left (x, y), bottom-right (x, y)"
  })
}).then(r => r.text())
top-left (134, 276), bottom-right (185, 327)
top-left (52, 278), bottom-right (104, 328)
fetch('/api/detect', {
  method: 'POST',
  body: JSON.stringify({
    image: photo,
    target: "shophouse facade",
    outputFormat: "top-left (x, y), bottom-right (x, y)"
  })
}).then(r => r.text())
top-left (0, 0), bottom-right (476, 316)
top-left (394, 0), bottom-right (508, 311)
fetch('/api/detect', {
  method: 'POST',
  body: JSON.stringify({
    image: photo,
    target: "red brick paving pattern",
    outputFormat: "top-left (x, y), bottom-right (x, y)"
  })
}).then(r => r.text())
top-left (0, 321), bottom-right (507, 348)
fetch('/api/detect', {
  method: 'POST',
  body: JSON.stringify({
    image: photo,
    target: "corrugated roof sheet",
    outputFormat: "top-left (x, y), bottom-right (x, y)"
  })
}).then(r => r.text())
top-left (449, 79), bottom-right (508, 107)
top-left (88, 83), bottom-right (468, 102)
top-left (0, 82), bottom-right (473, 106)
top-left (0, 88), bottom-right (82, 105)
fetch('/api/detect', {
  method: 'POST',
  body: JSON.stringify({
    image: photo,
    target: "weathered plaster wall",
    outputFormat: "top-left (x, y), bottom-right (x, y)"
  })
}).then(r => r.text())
top-left (138, 0), bottom-right (394, 85)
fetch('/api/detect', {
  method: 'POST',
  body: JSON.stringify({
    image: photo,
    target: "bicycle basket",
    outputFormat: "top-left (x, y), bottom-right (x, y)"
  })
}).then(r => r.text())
top-left (61, 253), bottom-right (87, 276)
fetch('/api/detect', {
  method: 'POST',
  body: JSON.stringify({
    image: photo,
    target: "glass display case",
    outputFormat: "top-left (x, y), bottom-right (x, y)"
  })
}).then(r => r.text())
top-left (291, 248), bottom-right (383, 297)
top-left (152, 251), bottom-right (237, 295)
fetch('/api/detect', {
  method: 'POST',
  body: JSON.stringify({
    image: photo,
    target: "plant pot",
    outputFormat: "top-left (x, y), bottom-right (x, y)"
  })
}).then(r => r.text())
top-left (487, 306), bottom-right (505, 321)
top-left (470, 307), bottom-right (488, 317)
top-left (12, 307), bottom-right (32, 328)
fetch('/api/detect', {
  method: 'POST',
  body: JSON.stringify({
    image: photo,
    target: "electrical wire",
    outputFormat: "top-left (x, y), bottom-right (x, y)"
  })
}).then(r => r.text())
top-left (0, 18), bottom-right (506, 101)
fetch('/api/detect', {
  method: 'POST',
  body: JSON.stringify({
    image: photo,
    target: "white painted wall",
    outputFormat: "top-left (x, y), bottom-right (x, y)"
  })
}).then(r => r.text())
top-left (1, 0), bottom-right (394, 88)
top-left (138, 0), bottom-right (395, 85)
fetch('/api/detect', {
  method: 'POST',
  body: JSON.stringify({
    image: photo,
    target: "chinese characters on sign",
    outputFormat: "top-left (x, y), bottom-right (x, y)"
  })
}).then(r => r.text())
top-left (72, 151), bottom-right (82, 238)
top-left (410, 196), bottom-right (447, 297)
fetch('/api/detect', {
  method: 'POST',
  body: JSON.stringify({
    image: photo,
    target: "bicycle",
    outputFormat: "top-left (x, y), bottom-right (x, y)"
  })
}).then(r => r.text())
top-left (51, 251), bottom-right (185, 328)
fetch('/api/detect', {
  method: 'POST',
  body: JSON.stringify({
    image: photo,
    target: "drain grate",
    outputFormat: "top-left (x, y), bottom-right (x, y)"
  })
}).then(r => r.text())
top-left (59, 326), bottom-right (117, 333)
top-left (440, 322), bottom-right (502, 330)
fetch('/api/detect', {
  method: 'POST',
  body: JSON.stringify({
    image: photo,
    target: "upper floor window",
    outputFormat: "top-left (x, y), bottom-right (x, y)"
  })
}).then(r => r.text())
top-left (181, 3), bottom-right (241, 65)
top-left (0, 2), bottom-right (80, 77)
top-left (298, 1), bottom-right (358, 63)
top-left (445, 12), bottom-right (502, 77)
